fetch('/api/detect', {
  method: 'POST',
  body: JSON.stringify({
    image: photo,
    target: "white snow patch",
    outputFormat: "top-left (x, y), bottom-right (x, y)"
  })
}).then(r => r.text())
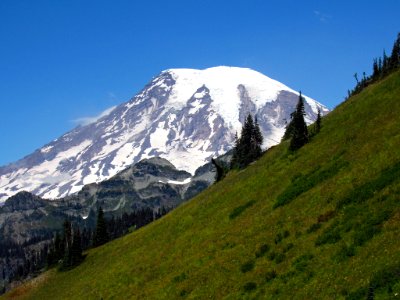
top-left (150, 123), bottom-right (169, 150)
top-left (41, 145), bottom-right (53, 153)
top-left (158, 178), bottom-right (192, 185)
top-left (167, 178), bottom-right (192, 185)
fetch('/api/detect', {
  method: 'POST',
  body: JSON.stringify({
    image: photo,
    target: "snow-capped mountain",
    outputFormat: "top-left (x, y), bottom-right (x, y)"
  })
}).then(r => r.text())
top-left (0, 66), bottom-right (329, 202)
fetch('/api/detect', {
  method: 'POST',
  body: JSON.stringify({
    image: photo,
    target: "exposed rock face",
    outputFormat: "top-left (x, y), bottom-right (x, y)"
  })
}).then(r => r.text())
top-left (0, 67), bottom-right (329, 202)
top-left (0, 157), bottom-right (217, 244)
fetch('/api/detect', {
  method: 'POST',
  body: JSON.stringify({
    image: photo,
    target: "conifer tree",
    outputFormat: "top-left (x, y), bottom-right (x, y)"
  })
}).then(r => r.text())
top-left (93, 207), bottom-right (108, 247)
top-left (70, 228), bottom-right (83, 266)
top-left (211, 158), bottom-right (227, 182)
top-left (61, 220), bottom-right (73, 269)
top-left (288, 92), bottom-right (309, 151)
top-left (230, 114), bottom-right (263, 169)
top-left (282, 111), bottom-right (296, 141)
top-left (60, 219), bottom-right (72, 268)
top-left (315, 108), bottom-right (322, 134)
top-left (47, 232), bottom-right (63, 266)
top-left (389, 33), bottom-right (400, 70)
top-left (382, 50), bottom-right (389, 76)
top-left (250, 116), bottom-right (263, 160)
top-left (230, 132), bottom-right (240, 169)
top-left (372, 58), bottom-right (379, 79)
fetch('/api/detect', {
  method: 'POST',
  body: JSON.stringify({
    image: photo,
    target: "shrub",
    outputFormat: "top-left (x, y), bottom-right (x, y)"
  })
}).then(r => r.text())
top-left (255, 244), bottom-right (270, 258)
top-left (265, 270), bottom-right (277, 282)
top-left (334, 244), bottom-right (356, 261)
top-left (172, 272), bottom-right (187, 283)
top-left (268, 251), bottom-right (276, 261)
top-left (306, 223), bottom-right (321, 234)
top-left (274, 233), bottom-right (283, 244)
top-left (337, 161), bottom-right (400, 209)
top-left (318, 210), bottom-right (336, 223)
top-left (292, 254), bottom-right (314, 272)
top-left (275, 230), bottom-right (290, 244)
top-left (243, 282), bottom-right (257, 292)
top-left (229, 200), bottom-right (255, 219)
top-left (369, 263), bottom-right (400, 290)
top-left (240, 260), bottom-right (255, 273)
top-left (274, 253), bottom-right (286, 264)
top-left (346, 263), bottom-right (400, 299)
top-left (315, 222), bottom-right (341, 246)
top-left (283, 243), bottom-right (294, 253)
top-left (352, 224), bottom-right (381, 247)
top-left (274, 161), bottom-right (347, 208)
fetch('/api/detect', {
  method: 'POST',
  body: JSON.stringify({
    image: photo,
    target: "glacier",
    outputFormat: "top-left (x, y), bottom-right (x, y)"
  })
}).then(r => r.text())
top-left (0, 66), bottom-right (329, 202)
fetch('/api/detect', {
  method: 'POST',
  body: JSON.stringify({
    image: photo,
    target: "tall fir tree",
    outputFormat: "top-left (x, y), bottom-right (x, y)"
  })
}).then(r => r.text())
top-left (250, 116), bottom-right (263, 160)
top-left (61, 220), bottom-right (73, 269)
top-left (389, 33), bottom-right (400, 70)
top-left (61, 219), bottom-right (72, 267)
top-left (211, 158), bottom-right (227, 182)
top-left (230, 114), bottom-right (263, 169)
top-left (230, 132), bottom-right (240, 168)
top-left (282, 110), bottom-right (296, 141)
top-left (93, 207), bottom-right (109, 247)
top-left (69, 227), bottom-right (83, 266)
top-left (315, 108), bottom-right (322, 134)
top-left (287, 92), bottom-right (309, 151)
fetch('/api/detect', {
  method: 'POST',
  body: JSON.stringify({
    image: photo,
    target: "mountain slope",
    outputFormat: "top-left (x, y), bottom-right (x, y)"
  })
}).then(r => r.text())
top-left (0, 66), bottom-right (328, 202)
top-left (4, 71), bottom-right (400, 299)
top-left (0, 157), bottom-right (215, 244)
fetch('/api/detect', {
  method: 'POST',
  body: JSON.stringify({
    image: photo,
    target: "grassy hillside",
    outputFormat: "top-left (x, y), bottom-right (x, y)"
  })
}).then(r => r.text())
top-left (3, 71), bottom-right (400, 300)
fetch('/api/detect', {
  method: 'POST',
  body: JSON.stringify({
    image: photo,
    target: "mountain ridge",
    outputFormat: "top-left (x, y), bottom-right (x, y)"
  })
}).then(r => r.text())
top-left (0, 66), bottom-right (328, 202)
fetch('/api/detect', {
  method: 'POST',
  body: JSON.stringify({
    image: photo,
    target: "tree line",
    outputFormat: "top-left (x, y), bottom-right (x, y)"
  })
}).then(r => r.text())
top-left (1, 206), bottom-right (170, 294)
top-left (347, 32), bottom-right (400, 98)
top-left (46, 206), bottom-right (170, 270)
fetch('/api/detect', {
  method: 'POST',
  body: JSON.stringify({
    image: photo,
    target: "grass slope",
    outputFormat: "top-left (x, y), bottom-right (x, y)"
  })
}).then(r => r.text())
top-left (3, 71), bottom-right (400, 300)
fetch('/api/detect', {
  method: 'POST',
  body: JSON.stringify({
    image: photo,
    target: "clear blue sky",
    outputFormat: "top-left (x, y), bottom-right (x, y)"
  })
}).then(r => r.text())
top-left (0, 0), bottom-right (399, 166)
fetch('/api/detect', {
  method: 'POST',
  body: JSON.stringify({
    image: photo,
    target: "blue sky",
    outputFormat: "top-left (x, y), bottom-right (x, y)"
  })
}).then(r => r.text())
top-left (0, 0), bottom-right (399, 165)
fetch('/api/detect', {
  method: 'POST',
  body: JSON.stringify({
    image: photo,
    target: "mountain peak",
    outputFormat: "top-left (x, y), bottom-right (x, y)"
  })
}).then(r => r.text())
top-left (0, 67), bottom-right (329, 202)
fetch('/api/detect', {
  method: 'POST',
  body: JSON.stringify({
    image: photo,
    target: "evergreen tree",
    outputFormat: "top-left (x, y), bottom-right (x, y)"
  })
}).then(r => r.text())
top-left (61, 220), bottom-right (73, 269)
top-left (282, 111), bottom-right (296, 141)
top-left (70, 228), bottom-right (83, 266)
top-left (372, 58), bottom-right (379, 79)
top-left (389, 33), bottom-right (400, 70)
top-left (230, 132), bottom-right (240, 169)
top-left (60, 219), bottom-right (72, 269)
top-left (62, 219), bottom-right (72, 252)
top-left (61, 226), bottom-right (84, 269)
top-left (315, 108), bottom-right (322, 134)
top-left (211, 158), bottom-right (227, 182)
top-left (93, 207), bottom-right (108, 247)
top-left (54, 232), bottom-right (63, 261)
top-left (250, 116), bottom-right (263, 160)
top-left (288, 92), bottom-right (309, 151)
top-left (230, 114), bottom-right (263, 169)
top-left (382, 50), bottom-right (389, 76)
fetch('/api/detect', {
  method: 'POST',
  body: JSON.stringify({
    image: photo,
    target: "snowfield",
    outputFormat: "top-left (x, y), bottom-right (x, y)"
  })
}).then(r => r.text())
top-left (0, 66), bottom-right (329, 202)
